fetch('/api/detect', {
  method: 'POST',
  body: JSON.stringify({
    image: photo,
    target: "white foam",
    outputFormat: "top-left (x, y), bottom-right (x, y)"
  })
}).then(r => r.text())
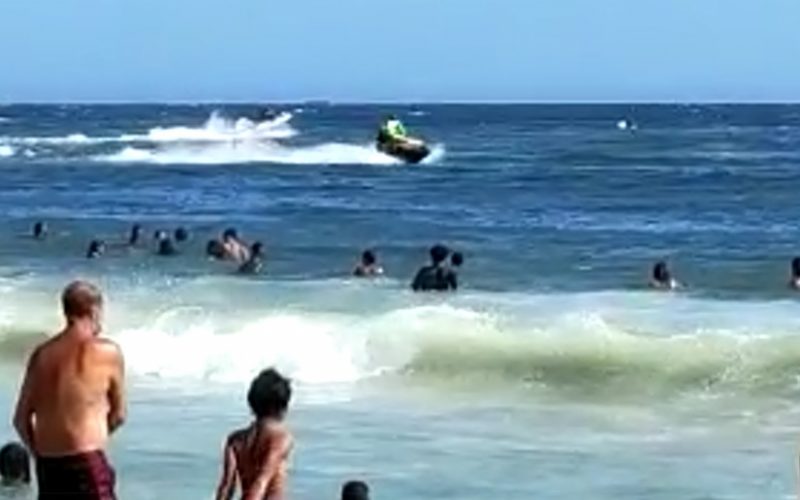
top-left (422, 144), bottom-right (446, 164)
top-left (0, 111), bottom-right (297, 147)
top-left (98, 141), bottom-right (401, 166)
top-left (0, 145), bottom-right (14, 157)
top-left (133, 111), bottom-right (297, 143)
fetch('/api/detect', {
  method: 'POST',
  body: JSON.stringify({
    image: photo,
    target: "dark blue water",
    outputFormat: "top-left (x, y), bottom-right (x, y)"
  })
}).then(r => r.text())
top-left (1, 104), bottom-right (800, 296)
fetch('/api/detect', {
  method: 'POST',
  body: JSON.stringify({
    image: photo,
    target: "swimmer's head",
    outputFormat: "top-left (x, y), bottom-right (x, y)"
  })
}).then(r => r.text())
top-left (451, 252), bottom-right (464, 268)
top-left (33, 221), bottom-right (47, 240)
top-left (247, 368), bottom-right (291, 420)
top-left (362, 250), bottom-right (377, 266)
top-left (341, 481), bottom-right (370, 500)
top-left (129, 224), bottom-right (142, 245)
top-left (251, 242), bottom-right (264, 257)
top-left (0, 442), bottom-right (30, 485)
top-left (792, 257), bottom-right (800, 278)
top-left (86, 240), bottom-right (105, 259)
top-left (430, 244), bottom-right (450, 265)
top-left (158, 238), bottom-right (177, 256)
top-left (174, 227), bottom-right (189, 243)
top-left (223, 228), bottom-right (239, 243)
top-left (652, 261), bottom-right (671, 283)
top-left (206, 240), bottom-right (226, 260)
top-left (154, 230), bottom-right (168, 242)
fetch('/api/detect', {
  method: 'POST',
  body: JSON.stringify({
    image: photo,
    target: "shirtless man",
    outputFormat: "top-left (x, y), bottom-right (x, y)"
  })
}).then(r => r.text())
top-left (13, 281), bottom-right (125, 500)
top-left (216, 368), bottom-right (293, 500)
top-left (222, 228), bottom-right (251, 264)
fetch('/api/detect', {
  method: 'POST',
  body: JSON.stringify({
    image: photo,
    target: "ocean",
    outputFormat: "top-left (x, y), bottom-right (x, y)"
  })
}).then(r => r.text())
top-left (0, 103), bottom-right (799, 499)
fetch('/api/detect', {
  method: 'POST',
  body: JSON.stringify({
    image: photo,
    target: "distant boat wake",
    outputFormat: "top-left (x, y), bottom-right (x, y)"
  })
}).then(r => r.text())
top-left (0, 111), bottom-right (445, 166)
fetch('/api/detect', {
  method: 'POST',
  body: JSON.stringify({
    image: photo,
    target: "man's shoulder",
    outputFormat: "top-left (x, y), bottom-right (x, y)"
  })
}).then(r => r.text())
top-left (85, 337), bottom-right (123, 361)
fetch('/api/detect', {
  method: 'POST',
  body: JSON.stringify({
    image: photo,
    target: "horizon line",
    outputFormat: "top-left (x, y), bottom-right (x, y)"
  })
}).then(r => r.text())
top-left (2, 99), bottom-right (800, 106)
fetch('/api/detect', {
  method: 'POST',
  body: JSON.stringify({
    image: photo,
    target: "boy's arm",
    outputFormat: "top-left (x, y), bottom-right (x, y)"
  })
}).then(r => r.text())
top-left (243, 430), bottom-right (291, 500)
top-left (215, 439), bottom-right (237, 500)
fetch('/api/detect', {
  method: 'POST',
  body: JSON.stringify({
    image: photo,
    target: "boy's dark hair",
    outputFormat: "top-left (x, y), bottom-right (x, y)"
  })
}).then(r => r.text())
top-left (0, 442), bottom-right (30, 484)
top-left (247, 368), bottom-right (291, 419)
top-left (792, 257), bottom-right (800, 277)
top-left (251, 242), bottom-right (264, 256)
top-left (342, 480), bottom-right (370, 500)
top-left (451, 252), bottom-right (464, 267)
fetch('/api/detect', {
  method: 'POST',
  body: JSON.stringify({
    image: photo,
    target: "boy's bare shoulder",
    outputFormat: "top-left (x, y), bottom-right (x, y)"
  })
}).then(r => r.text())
top-left (226, 427), bottom-right (249, 446)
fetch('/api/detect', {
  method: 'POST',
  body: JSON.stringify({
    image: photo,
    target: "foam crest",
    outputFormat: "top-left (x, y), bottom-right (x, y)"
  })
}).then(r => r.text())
top-left (0, 145), bottom-right (13, 157)
top-left (116, 311), bottom-right (368, 384)
top-left (135, 111), bottom-right (297, 142)
top-left (0, 111), bottom-right (297, 147)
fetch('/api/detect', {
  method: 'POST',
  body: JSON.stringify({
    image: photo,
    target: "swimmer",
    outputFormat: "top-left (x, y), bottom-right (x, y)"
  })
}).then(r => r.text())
top-left (129, 224), bottom-right (143, 246)
top-left (32, 221), bottom-right (47, 240)
top-left (157, 236), bottom-right (178, 257)
top-left (411, 244), bottom-right (458, 292)
top-left (238, 242), bottom-right (265, 274)
top-left (451, 251), bottom-right (464, 269)
top-left (215, 368), bottom-right (293, 500)
top-left (86, 240), bottom-right (106, 259)
top-left (789, 257), bottom-right (800, 290)
top-left (650, 261), bottom-right (679, 290)
top-left (206, 240), bottom-right (226, 260)
top-left (0, 441), bottom-right (30, 486)
top-left (222, 228), bottom-right (250, 263)
top-left (353, 250), bottom-right (384, 277)
top-left (174, 227), bottom-right (189, 243)
top-left (342, 480), bottom-right (370, 500)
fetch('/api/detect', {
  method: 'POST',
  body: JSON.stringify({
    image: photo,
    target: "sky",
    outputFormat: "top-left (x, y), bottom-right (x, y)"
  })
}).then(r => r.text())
top-left (1, 0), bottom-right (799, 102)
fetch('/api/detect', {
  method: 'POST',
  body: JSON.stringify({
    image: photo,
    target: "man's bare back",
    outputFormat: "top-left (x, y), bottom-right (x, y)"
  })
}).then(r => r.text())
top-left (13, 281), bottom-right (125, 499)
top-left (19, 332), bottom-right (124, 456)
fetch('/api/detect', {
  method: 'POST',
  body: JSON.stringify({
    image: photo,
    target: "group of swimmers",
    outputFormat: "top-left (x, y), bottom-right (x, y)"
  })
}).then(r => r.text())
top-left (28, 221), bottom-right (465, 291)
top-left (1, 280), bottom-right (372, 499)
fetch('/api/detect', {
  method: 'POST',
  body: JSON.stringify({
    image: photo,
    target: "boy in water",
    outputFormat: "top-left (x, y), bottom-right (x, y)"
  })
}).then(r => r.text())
top-left (215, 368), bottom-right (293, 500)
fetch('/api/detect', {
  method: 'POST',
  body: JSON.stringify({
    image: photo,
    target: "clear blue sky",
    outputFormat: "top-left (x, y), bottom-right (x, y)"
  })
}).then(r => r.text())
top-left (1, 0), bottom-right (799, 102)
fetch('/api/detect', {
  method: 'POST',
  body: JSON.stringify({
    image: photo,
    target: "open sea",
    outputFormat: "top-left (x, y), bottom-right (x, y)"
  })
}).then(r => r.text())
top-left (1, 104), bottom-right (800, 499)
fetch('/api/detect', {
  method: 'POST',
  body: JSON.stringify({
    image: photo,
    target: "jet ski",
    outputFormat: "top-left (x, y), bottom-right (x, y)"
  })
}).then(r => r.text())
top-left (376, 130), bottom-right (431, 164)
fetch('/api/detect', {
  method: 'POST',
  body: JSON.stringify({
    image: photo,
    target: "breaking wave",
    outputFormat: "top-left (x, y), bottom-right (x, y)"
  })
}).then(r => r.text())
top-left (2, 275), bottom-right (800, 401)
